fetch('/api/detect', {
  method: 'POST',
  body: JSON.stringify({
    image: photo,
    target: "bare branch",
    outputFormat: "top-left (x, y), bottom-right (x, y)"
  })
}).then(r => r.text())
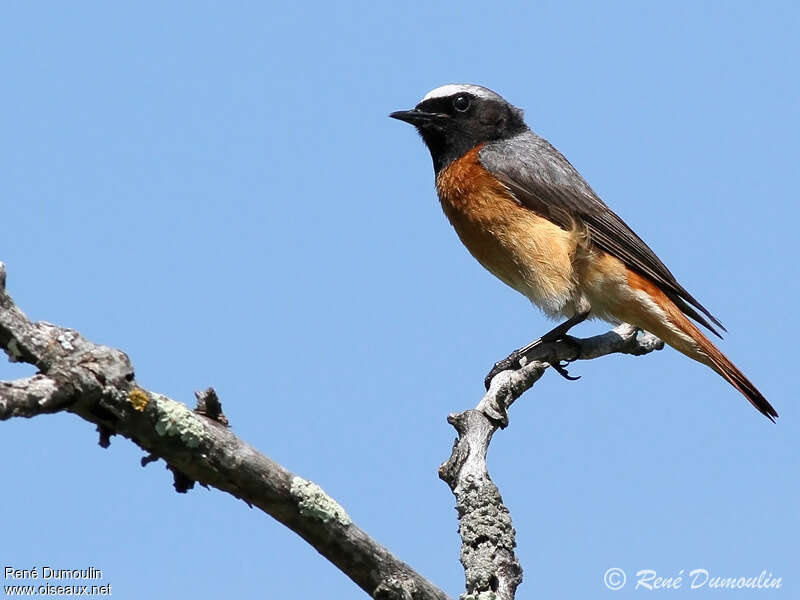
top-left (439, 325), bottom-right (664, 600)
top-left (1, 258), bottom-right (665, 600)
top-left (0, 262), bottom-right (449, 600)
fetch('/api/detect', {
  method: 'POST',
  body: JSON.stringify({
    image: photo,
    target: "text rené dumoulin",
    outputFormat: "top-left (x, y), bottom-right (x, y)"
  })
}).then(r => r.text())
top-left (4, 567), bottom-right (103, 580)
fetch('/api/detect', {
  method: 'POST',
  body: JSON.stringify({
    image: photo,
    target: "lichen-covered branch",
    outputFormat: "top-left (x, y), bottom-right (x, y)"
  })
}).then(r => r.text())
top-left (439, 325), bottom-right (664, 600)
top-left (1, 258), bottom-right (665, 600)
top-left (0, 262), bottom-right (448, 600)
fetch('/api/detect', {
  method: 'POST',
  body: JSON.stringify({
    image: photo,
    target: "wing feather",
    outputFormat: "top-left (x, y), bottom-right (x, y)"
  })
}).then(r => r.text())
top-left (479, 133), bottom-right (725, 337)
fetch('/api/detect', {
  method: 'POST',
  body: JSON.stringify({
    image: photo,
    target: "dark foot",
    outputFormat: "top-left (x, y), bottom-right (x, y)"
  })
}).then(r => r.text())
top-left (547, 334), bottom-right (583, 380)
top-left (484, 350), bottom-right (524, 389)
top-left (550, 360), bottom-right (580, 380)
top-left (518, 311), bottom-right (590, 354)
top-left (484, 313), bottom-right (590, 389)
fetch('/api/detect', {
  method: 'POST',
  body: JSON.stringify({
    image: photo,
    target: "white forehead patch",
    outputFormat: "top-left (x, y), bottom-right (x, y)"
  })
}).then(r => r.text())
top-left (421, 84), bottom-right (503, 103)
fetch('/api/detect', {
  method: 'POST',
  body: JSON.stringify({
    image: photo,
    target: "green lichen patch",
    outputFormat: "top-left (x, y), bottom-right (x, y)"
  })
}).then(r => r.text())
top-left (290, 476), bottom-right (351, 526)
top-left (152, 394), bottom-right (206, 448)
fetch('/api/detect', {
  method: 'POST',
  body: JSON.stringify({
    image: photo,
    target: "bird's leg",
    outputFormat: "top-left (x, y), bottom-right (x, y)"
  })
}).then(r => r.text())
top-left (484, 310), bottom-right (590, 389)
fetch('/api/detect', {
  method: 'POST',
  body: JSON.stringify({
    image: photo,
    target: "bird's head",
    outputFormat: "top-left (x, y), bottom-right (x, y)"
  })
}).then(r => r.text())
top-left (390, 84), bottom-right (527, 173)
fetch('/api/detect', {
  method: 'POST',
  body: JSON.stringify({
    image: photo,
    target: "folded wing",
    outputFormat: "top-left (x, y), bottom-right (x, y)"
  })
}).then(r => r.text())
top-left (479, 133), bottom-right (725, 337)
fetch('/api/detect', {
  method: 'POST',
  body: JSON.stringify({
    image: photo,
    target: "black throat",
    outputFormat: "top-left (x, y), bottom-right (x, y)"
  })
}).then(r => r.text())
top-left (415, 98), bottom-right (528, 174)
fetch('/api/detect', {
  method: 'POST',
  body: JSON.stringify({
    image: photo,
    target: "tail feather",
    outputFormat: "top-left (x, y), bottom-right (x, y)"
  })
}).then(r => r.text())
top-left (624, 269), bottom-right (777, 421)
top-left (681, 321), bottom-right (778, 422)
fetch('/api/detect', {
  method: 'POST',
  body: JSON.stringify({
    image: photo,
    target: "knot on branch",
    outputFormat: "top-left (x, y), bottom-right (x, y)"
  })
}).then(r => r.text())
top-left (168, 464), bottom-right (196, 493)
top-left (372, 576), bottom-right (418, 600)
top-left (194, 387), bottom-right (229, 426)
top-left (439, 411), bottom-right (493, 489)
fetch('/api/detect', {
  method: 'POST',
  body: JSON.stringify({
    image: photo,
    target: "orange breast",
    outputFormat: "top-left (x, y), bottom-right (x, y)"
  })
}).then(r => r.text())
top-left (435, 145), bottom-right (581, 317)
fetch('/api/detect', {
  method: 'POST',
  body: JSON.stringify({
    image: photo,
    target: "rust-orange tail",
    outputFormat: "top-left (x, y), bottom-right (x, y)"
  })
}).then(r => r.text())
top-left (679, 318), bottom-right (778, 421)
top-left (625, 270), bottom-right (778, 421)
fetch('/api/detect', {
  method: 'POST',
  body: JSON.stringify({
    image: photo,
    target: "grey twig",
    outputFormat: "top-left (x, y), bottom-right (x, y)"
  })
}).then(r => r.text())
top-left (0, 262), bottom-right (448, 600)
top-left (439, 325), bottom-right (664, 600)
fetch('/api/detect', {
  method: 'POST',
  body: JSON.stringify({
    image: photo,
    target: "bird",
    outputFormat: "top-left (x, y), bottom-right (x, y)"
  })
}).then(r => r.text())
top-left (390, 83), bottom-right (777, 421)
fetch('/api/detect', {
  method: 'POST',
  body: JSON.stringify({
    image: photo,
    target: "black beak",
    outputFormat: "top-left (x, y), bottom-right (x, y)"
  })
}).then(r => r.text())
top-left (389, 109), bottom-right (444, 125)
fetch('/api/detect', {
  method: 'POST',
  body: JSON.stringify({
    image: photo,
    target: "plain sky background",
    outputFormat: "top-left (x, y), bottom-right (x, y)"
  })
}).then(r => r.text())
top-left (1, 2), bottom-right (798, 598)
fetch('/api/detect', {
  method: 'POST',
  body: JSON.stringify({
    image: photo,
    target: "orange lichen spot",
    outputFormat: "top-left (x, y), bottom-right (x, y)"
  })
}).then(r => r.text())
top-left (128, 388), bottom-right (150, 412)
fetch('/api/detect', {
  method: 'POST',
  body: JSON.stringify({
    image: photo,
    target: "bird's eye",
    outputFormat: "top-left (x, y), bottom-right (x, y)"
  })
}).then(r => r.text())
top-left (453, 95), bottom-right (471, 112)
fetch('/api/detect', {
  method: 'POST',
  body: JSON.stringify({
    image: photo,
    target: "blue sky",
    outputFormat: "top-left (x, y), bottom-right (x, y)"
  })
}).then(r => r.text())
top-left (1, 2), bottom-right (797, 598)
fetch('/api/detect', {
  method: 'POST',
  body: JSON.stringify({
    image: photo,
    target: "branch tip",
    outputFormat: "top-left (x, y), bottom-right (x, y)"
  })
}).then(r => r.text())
top-left (96, 425), bottom-right (113, 448)
top-left (194, 387), bottom-right (229, 426)
top-left (141, 453), bottom-right (159, 467)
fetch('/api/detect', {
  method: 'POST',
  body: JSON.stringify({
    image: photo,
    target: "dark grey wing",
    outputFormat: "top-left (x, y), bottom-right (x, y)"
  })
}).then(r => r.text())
top-left (479, 132), bottom-right (725, 337)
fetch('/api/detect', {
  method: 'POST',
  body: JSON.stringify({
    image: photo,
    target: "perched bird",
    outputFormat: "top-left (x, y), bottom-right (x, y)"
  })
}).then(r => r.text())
top-left (390, 84), bottom-right (777, 421)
